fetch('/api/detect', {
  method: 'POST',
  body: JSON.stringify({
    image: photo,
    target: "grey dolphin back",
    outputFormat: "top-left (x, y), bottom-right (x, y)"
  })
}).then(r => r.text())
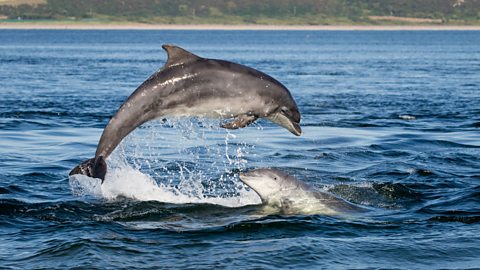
top-left (73, 45), bottom-right (208, 178)
top-left (94, 45), bottom-right (199, 159)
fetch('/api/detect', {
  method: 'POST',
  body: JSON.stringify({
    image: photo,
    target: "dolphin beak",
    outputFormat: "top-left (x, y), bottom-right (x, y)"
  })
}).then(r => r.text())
top-left (288, 121), bottom-right (302, 136)
top-left (239, 170), bottom-right (262, 181)
top-left (267, 113), bottom-right (302, 136)
top-left (239, 172), bottom-right (248, 181)
top-left (239, 171), bottom-right (255, 183)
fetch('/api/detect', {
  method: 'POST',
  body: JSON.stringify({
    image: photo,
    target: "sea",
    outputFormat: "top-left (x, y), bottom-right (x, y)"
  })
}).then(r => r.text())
top-left (0, 29), bottom-right (479, 269)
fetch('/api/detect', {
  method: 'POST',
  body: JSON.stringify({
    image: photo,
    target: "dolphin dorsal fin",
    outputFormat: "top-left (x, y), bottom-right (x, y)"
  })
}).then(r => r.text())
top-left (162, 44), bottom-right (201, 68)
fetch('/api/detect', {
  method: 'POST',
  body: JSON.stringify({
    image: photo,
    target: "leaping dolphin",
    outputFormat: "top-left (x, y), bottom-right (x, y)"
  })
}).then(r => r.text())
top-left (70, 45), bottom-right (301, 181)
top-left (240, 168), bottom-right (367, 215)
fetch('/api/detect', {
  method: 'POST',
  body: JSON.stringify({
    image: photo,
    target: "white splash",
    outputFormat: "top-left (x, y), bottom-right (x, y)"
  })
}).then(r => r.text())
top-left (69, 164), bottom-right (261, 207)
top-left (399, 114), bottom-right (416, 120)
top-left (69, 118), bottom-right (262, 208)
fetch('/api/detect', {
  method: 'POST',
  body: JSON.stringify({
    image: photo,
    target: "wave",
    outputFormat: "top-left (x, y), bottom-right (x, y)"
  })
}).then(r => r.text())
top-left (428, 214), bottom-right (480, 224)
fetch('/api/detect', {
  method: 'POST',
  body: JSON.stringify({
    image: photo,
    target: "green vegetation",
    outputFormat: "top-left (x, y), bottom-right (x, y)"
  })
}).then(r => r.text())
top-left (1, 0), bottom-right (479, 25)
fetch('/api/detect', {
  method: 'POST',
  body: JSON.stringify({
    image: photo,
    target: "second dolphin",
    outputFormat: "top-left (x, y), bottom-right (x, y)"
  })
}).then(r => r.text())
top-left (240, 168), bottom-right (367, 215)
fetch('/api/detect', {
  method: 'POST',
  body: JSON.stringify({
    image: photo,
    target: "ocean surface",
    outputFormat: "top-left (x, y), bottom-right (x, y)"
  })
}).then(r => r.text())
top-left (0, 30), bottom-right (479, 269)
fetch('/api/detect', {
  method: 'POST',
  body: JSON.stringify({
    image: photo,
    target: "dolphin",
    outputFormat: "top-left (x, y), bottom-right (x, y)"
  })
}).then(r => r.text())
top-left (239, 168), bottom-right (367, 215)
top-left (70, 45), bottom-right (301, 181)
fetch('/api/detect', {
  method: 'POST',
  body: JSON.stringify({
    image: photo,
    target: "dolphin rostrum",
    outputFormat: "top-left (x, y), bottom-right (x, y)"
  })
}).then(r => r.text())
top-left (70, 45), bottom-right (301, 181)
top-left (239, 168), bottom-right (367, 215)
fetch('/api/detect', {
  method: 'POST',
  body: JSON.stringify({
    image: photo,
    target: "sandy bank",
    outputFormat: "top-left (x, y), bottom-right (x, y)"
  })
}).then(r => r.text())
top-left (1, 22), bottom-right (480, 30)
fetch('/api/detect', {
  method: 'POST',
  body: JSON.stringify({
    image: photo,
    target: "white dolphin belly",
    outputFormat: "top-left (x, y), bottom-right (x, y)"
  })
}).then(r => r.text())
top-left (263, 189), bottom-right (347, 215)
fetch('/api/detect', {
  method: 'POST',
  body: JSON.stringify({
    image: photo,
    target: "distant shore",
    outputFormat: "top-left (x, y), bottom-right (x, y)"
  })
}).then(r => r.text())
top-left (1, 21), bottom-right (480, 30)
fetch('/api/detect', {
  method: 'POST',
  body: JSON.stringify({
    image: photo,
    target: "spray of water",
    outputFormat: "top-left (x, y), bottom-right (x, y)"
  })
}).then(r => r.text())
top-left (70, 118), bottom-right (262, 207)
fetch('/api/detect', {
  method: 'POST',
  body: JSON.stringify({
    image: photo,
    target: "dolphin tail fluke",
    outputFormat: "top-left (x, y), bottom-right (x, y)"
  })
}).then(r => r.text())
top-left (69, 156), bottom-right (107, 182)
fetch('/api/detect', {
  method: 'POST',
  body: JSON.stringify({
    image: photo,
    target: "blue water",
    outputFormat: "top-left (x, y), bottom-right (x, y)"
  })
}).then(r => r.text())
top-left (1, 30), bottom-right (479, 269)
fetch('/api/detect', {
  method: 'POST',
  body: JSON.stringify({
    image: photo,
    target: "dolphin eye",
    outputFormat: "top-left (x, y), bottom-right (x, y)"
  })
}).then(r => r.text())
top-left (280, 107), bottom-right (291, 116)
top-left (274, 177), bottom-right (277, 181)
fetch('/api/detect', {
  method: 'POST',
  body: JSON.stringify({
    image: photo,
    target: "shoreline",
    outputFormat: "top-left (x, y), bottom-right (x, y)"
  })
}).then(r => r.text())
top-left (1, 22), bottom-right (480, 30)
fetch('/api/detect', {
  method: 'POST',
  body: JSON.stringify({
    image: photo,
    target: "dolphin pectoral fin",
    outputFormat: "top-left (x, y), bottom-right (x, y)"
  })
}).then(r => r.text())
top-left (220, 114), bottom-right (258, 130)
top-left (280, 198), bottom-right (294, 214)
